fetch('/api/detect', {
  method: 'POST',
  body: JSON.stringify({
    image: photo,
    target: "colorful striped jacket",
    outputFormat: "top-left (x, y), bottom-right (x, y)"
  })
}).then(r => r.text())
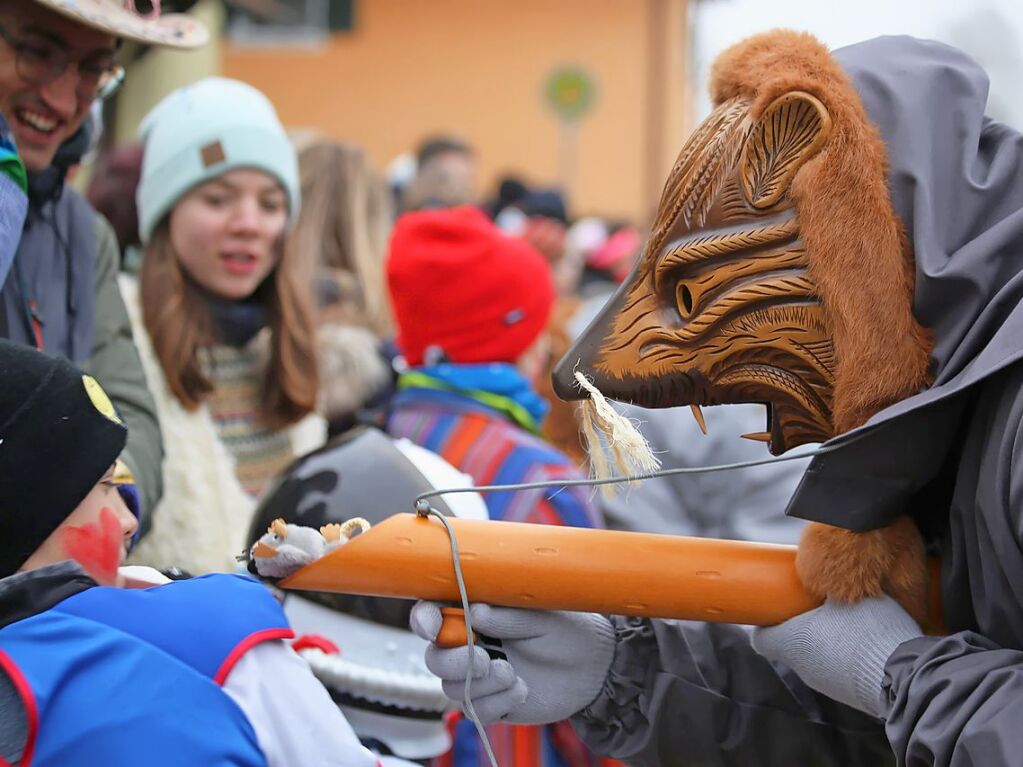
top-left (386, 373), bottom-right (608, 767)
top-left (386, 385), bottom-right (601, 530)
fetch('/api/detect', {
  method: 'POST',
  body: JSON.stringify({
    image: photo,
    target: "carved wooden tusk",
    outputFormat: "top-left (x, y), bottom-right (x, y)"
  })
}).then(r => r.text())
top-left (690, 404), bottom-right (708, 435)
top-left (741, 432), bottom-right (772, 443)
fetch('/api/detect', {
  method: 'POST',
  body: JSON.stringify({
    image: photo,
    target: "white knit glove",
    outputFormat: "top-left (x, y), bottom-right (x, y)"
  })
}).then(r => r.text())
top-left (752, 596), bottom-right (922, 718)
top-left (410, 602), bottom-right (616, 724)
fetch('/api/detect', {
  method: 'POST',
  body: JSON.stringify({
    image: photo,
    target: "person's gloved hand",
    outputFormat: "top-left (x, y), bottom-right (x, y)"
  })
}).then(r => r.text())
top-left (410, 602), bottom-right (615, 724)
top-left (752, 596), bottom-right (922, 718)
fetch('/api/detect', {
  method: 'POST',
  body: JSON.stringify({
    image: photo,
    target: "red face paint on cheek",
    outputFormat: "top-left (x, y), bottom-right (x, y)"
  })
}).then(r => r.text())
top-left (60, 507), bottom-right (122, 586)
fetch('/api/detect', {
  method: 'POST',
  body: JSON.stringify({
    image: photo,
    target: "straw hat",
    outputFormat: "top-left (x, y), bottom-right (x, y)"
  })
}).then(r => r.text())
top-left (31, 0), bottom-right (209, 49)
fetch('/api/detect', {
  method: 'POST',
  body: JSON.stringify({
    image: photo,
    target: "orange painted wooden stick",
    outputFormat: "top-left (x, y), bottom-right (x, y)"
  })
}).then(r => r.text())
top-left (280, 513), bottom-right (821, 636)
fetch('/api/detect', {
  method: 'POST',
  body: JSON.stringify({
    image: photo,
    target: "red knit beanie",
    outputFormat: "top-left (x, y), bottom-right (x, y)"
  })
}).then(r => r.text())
top-left (387, 206), bottom-right (555, 365)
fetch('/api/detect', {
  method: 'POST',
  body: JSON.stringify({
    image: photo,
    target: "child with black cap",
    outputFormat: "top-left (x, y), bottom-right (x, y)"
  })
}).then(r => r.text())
top-left (0, 340), bottom-right (400, 766)
top-left (0, 339), bottom-right (140, 581)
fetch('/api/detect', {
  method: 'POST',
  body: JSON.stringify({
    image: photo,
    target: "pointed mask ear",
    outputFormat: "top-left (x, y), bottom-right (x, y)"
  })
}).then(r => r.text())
top-left (740, 91), bottom-right (833, 209)
top-left (271, 519), bottom-right (288, 538)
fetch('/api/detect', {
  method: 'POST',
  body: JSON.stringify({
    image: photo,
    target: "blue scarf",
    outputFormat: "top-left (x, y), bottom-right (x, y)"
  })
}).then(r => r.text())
top-left (399, 363), bottom-right (550, 434)
top-left (206, 292), bottom-right (268, 347)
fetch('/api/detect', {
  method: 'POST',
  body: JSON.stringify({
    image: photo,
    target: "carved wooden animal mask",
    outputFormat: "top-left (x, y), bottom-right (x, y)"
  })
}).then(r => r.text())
top-left (554, 31), bottom-right (932, 455)
top-left (562, 92), bottom-right (835, 454)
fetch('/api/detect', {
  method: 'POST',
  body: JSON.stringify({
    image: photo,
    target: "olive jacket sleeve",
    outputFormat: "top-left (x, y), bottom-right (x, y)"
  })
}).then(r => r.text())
top-left (81, 215), bottom-right (163, 532)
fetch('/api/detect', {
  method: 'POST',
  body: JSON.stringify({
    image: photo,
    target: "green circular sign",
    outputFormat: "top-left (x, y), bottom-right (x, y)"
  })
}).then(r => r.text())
top-left (545, 67), bottom-right (595, 122)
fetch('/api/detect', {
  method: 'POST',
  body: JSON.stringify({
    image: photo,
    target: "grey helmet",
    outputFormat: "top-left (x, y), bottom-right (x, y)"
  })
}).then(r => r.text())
top-left (247, 426), bottom-right (488, 760)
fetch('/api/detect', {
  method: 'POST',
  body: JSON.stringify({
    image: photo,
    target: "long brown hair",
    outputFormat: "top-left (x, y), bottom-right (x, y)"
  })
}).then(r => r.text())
top-left (140, 222), bottom-right (320, 429)
top-left (291, 142), bottom-right (394, 335)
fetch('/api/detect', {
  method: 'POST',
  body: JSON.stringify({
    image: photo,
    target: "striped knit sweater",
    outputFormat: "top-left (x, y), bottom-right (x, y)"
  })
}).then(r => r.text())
top-left (200, 343), bottom-right (296, 498)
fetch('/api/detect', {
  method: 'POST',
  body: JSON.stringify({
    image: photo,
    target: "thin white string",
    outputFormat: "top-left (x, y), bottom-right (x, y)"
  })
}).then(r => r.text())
top-left (415, 502), bottom-right (500, 767)
top-left (415, 439), bottom-right (837, 505)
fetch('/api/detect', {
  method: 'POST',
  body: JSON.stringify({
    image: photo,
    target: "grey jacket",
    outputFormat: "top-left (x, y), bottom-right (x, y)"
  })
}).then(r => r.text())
top-left (8, 183), bottom-right (163, 529)
top-left (573, 37), bottom-right (1023, 766)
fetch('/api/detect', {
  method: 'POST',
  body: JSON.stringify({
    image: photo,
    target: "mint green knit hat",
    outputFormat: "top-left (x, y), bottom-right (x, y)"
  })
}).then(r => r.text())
top-left (136, 77), bottom-right (300, 244)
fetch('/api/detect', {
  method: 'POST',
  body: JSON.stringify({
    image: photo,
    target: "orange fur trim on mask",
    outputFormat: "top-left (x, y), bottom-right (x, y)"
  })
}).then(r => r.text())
top-left (710, 30), bottom-right (932, 432)
top-left (797, 517), bottom-right (929, 626)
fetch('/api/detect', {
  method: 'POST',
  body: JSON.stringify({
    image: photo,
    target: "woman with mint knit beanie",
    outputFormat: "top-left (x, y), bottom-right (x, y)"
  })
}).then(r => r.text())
top-left (122, 77), bottom-right (326, 575)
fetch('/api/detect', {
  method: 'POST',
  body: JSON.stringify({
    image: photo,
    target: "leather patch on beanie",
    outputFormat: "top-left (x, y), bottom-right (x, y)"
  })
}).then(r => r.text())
top-left (200, 141), bottom-right (226, 168)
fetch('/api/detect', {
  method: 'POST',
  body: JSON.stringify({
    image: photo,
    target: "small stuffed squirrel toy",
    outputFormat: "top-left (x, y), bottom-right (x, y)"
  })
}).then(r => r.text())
top-left (250, 517), bottom-right (370, 579)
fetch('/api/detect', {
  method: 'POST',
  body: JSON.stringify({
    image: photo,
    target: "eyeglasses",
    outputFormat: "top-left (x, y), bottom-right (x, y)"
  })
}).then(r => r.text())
top-left (0, 23), bottom-right (125, 101)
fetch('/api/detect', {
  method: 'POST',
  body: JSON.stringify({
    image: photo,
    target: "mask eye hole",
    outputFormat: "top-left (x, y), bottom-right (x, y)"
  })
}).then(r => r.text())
top-left (676, 282), bottom-right (695, 318)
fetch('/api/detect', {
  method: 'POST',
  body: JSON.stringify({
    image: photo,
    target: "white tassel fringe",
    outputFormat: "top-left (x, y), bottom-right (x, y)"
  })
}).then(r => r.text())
top-left (574, 371), bottom-right (660, 497)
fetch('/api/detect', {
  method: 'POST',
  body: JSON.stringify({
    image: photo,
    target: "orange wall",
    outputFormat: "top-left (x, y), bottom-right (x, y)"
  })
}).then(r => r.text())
top-left (222, 0), bottom-right (690, 223)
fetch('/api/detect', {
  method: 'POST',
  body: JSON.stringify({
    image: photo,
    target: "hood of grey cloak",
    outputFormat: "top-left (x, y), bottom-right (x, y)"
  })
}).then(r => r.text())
top-left (786, 35), bottom-right (1023, 530)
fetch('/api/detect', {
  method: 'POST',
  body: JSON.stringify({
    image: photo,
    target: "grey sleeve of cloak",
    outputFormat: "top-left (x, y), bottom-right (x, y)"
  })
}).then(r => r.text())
top-left (82, 215), bottom-right (164, 531)
top-left (884, 634), bottom-right (1023, 765)
top-left (572, 616), bottom-right (894, 766)
top-left (880, 375), bottom-right (1023, 766)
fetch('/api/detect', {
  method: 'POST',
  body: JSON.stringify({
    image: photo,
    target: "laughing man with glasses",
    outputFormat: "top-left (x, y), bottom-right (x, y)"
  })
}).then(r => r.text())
top-left (0, 0), bottom-right (207, 542)
top-left (0, 17), bottom-right (120, 171)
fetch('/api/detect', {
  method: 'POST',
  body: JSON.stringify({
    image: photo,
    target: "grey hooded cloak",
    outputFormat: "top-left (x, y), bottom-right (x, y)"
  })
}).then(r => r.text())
top-left (572, 35), bottom-right (1023, 767)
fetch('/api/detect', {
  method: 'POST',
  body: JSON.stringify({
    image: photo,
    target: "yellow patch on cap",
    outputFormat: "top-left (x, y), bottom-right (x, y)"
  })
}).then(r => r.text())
top-left (82, 375), bottom-right (122, 425)
top-left (113, 458), bottom-right (135, 485)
